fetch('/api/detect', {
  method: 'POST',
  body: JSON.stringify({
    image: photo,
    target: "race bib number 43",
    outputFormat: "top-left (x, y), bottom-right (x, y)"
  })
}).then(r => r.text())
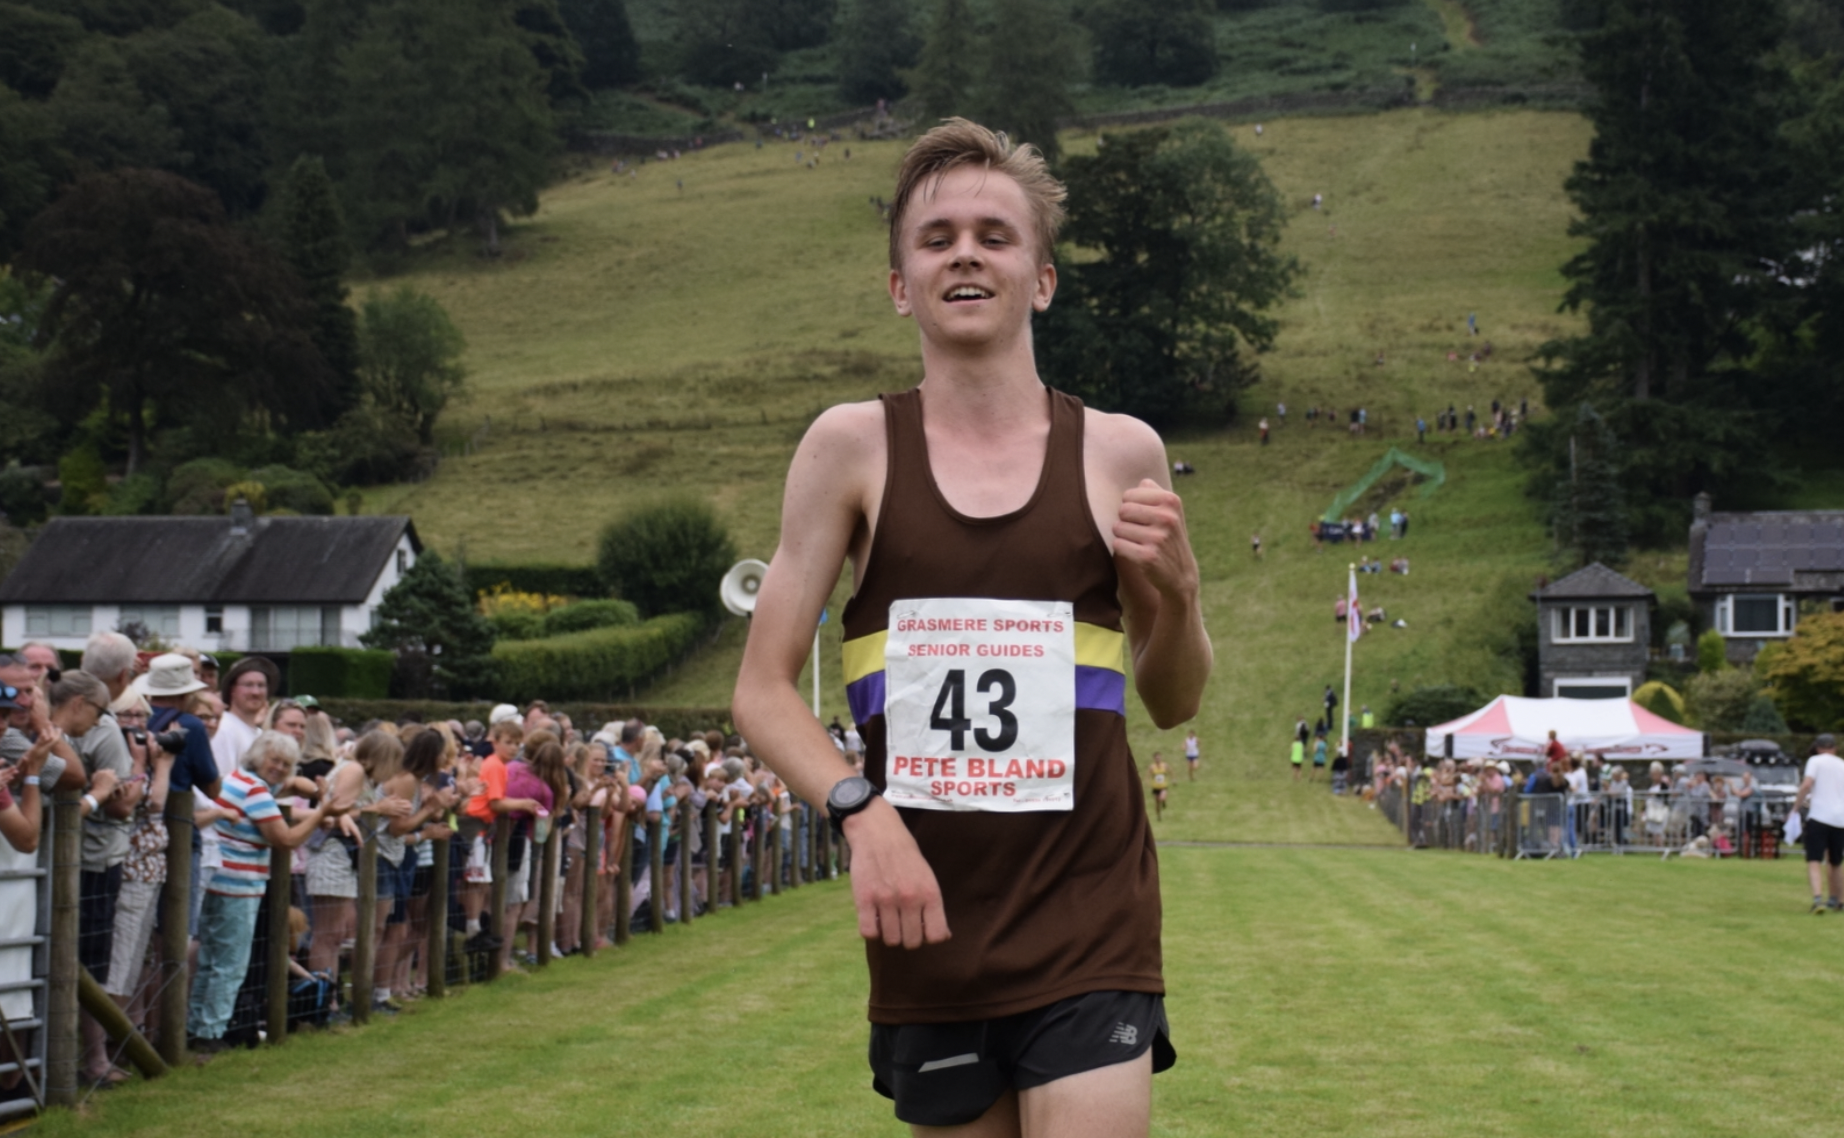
top-left (884, 598), bottom-right (1076, 812)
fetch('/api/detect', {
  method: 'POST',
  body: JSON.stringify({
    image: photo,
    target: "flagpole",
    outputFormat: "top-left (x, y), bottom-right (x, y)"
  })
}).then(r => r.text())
top-left (1342, 563), bottom-right (1355, 762)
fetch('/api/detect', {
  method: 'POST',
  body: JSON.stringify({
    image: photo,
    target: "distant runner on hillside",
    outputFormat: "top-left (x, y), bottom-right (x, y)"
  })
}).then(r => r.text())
top-left (734, 120), bottom-right (1211, 1136)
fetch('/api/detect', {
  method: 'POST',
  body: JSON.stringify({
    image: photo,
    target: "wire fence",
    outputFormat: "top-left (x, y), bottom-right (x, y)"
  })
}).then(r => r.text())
top-left (8, 787), bottom-right (844, 1115)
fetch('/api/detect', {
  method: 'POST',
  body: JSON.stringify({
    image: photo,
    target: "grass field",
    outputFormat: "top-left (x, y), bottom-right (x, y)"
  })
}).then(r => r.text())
top-left (362, 107), bottom-right (1592, 844)
top-left (46, 847), bottom-right (1839, 1137)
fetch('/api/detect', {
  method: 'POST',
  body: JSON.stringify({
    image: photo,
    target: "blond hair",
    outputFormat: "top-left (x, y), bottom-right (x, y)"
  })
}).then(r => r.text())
top-left (889, 118), bottom-right (1066, 270)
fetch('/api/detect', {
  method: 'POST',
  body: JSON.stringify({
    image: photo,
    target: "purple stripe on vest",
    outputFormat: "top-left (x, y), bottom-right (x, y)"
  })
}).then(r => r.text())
top-left (1076, 665), bottom-right (1127, 716)
top-left (847, 671), bottom-right (886, 726)
top-left (847, 666), bottom-right (1126, 722)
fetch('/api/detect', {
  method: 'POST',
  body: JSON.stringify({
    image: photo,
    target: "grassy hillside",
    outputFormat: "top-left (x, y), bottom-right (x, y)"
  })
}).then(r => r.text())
top-left (364, 107), bottom-right (1592, 843)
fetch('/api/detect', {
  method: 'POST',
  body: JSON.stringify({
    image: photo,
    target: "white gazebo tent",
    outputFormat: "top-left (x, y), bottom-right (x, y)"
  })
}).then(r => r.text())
top-left (1424, 695), bottom-right (1704, 762)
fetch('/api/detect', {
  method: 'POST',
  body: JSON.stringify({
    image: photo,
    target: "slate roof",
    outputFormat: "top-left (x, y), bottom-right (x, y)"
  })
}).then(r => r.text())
top-left (1530, 562), bottom-right (1654, 602)
top-left (1689, 510), bottom-right (1844, 591)
top-left (0, 516), bottom-right (419, 605)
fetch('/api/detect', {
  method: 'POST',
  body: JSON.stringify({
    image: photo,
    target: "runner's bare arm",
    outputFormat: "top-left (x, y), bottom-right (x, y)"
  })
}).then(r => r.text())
top-left (1093, 414), bottom-right (1211, 729)
top-left (734, 404), bottom-right (951, 948)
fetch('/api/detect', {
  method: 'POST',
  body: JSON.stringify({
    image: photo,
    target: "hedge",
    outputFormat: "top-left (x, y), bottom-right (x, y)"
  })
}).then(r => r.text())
top-left (313, 699), bottom-right (732, 741)
top-left (463, 562), bottom-right (604, 600)
top-left (288, 646), bottom-right (395, 699)
top-left (491, 612), bottom-right (711, 702)
top-left (543, 599), bottom-right (639, 637)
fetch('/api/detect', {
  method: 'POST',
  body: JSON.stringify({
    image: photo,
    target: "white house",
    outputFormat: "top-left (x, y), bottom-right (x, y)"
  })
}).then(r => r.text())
top-left (0, 501), bottom-right (420, 654)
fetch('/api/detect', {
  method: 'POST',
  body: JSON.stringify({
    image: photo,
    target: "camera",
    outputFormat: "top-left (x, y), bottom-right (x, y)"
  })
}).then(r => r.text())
top-left (124, 727), bottom-right (147, 746)
top-left (153, 729), bottom-right (187, 755)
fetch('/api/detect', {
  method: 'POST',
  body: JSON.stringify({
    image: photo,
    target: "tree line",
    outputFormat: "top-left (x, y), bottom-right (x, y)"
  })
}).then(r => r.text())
top-left (1537, 0), bottom-right (1844, 558)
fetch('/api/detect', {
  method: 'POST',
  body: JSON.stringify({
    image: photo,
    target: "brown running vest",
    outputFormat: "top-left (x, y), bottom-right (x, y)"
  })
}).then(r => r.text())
top-left (839, 386), bottom-right (1163, 1024)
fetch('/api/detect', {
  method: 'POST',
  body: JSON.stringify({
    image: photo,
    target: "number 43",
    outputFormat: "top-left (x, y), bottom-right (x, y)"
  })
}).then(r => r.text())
top-left (929, 669), bottom-right (1019, 752)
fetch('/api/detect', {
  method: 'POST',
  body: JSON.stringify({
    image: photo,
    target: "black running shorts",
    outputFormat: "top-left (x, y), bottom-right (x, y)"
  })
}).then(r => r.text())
top-left (869, 990), bottom-right (1175, 1127)
top-left (1805, 818), bottom-right (1844, 866)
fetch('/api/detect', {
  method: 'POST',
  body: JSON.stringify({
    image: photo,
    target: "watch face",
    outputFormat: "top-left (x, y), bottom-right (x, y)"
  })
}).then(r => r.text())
top-left (832, 776), bottom-right (872, 812)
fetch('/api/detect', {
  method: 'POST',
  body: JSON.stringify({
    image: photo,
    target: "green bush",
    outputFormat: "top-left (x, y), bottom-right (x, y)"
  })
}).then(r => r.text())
top-left (1740, 694), bottom-right (1790, 735)
top-left (288, 646), bottom-right (395, 699)
top-left (544, 598), bottom-right (639, 636)
top-left (1685, 668), bottom-right (1755, 731)
top-left (1697, 628), bottom-right (1728, 673)
top-left (249, 465), bottom-right (336, 515)
top-left (1384, 684), bottom-right (1482, 728)
top-left (463, 563), bottom-right (604, 599)
top-left (491, 612), bottom-right (710, 702)
top-left (596, 500), bottom-right (736, 618)
top-left (312, 698), bottom-right (731, 740)
top-left (166, 458), bottom-right (245, 514)
top-left (1632, 680), bottom-right (1687, 724)
top-left (486, 609), bottom-right (547, 641)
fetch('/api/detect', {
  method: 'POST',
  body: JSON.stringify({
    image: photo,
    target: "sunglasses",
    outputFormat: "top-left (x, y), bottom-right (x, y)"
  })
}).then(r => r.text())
top-left (0, 685), bottom-right (19, 701)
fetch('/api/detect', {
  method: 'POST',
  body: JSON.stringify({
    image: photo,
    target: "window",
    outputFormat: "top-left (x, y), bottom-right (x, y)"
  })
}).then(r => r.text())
top-left (250, 605), bottom-right (342, 650)
top-left (117, 605), bottom-right (180, 640)
top-left (205, 607), bottom-right (223, 635)
top-left (1555, 677), bottom-right (1632, 699)
top-left (23, 606), bottom-right (91, 638)
top-left (1552, 605), bottom-right (1633, 643)
top-left (1716, 594), bottom-right (1794, 637)
top-left (396, 549), bottom-right (408, 575)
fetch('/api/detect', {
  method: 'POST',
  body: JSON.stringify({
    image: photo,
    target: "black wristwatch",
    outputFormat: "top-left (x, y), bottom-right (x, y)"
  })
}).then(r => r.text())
top-left (827, 776), bottom-right (882, 839)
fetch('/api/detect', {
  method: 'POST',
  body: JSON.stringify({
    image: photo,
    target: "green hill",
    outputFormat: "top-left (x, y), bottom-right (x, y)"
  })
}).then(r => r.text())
top-left (364, 107), bottom-right (1593, 843)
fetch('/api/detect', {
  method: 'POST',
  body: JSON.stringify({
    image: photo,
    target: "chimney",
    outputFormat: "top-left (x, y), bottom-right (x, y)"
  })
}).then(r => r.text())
top-left (230, 497), bottom-right (254, 534)
top-left (1692, 491), bottom-right (1712, 525)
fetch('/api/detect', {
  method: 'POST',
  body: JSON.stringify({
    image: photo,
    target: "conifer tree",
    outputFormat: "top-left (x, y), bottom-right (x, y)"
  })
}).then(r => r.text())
top-left (1552, 403), bottom-right (1630, 569)
top-left (278, 154), bottom-right (360, 415)
top-left (906, 0), bottom-right (979, 123)
top-left (559, 0), bottom-right (640, 88)
top-left (836, 0), bottom-right (919, 104)
top-left (974, 0), bottom-right (1081, 165)
top-left (361, 549), bottom-right (498, 699)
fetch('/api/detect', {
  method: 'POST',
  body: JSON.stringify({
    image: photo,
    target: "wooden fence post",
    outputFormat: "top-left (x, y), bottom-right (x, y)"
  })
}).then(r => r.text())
top-left (537, 824), bottom-right (560, 966)
top-left (352, 837), bottom-right (378, 1022)
top-left (614, 823), bottom-right (632, 946)
top-left (787, 804), bottom-right (803, 890)
top-left (728, 815), bottom-right (744, 908)
top-left (45, 790), bottom-right (79, 1108)
top-left (579, 806), bottom-right (600, 959)
top-left (646, 818), bottom-right (664, 934)
top-left (487, 816), bottom-right (511, 980)
top-left (427, 835), bottom-right (450, 998)
top-left (751, 809), bottom-right (767, 901)
top-left (818, 809), bottom-right (833, 881)
top-left (264, 811), bottom-right (292, 1043)
top-left (677, 798), bottom-right (694, 923)
top-left (156, 789), bottom-right (192, 1067)
top-left (702, 803), bottom-right (720, 914)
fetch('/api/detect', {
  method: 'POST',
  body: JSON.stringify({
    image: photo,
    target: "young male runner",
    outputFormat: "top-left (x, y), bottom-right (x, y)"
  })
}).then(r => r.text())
top-left (733, 119), bottom-right (1212, 1137)
top-left (1147, 753), bottom-right (1171, 822)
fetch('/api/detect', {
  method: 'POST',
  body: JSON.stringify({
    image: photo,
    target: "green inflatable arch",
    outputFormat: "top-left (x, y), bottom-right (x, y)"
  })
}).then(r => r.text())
top-left (1321, 447), bottom-right (1446, 523)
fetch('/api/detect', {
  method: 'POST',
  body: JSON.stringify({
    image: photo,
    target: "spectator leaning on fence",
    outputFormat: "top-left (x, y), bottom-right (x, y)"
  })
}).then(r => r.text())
top-left (189, 730), bottom-right (344, 1053)
top-left (103, 685), bottom-right (171, 1044)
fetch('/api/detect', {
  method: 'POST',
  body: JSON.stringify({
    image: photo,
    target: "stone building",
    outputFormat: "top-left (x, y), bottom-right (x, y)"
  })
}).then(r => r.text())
top-left (1530, 562), bottom-right (1654, 699)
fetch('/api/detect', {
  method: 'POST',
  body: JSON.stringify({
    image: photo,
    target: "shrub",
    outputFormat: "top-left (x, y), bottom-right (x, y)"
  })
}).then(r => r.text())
top-left (1759, 611), bottom-right (1844, 732)
top-left (288, 646), bottom-right (395, 699)
top-left (167, 458), bottom-right (245, 514)
top-left (1384, 684), bottom-right (1481, 727)
top-left (464, 563), bottom-right (604, 599)
top-left (0, 467), bottom-right (49, 527)
top-left (485, 609), bottom-right (546, 641)
top-left (1684, 668), bottom-right (1756, 731)
top-left (596, 500), bottom-right (736, 618)
top-left (1632, 680), bottom-right (1686, 724)
top-left (1740, 694), bottom-right (1790, 735)
top-left (1696, 627), bottom-right (1728, 673)
top-left (249, 465), bottom-right (335, 515)
top-left (56, 443), bottom-right (106, 515)
top-left (491, 613), bottom-right (710, 702)
top-left (543, 599), bottom-right (639, 636)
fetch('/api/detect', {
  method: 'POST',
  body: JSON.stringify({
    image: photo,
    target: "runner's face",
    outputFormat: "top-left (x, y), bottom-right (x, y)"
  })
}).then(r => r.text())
top-left (889, 166), bottom-right (1054, 350)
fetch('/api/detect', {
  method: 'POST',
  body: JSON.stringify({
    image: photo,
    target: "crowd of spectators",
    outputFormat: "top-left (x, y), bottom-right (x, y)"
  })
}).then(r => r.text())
top-left (0, 632), bottom-right (827, 1093)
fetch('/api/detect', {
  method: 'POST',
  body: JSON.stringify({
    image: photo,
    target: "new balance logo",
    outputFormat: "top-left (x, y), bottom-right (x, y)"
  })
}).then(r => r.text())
top-left (1108, 1022), bottom-right (1138, 1046)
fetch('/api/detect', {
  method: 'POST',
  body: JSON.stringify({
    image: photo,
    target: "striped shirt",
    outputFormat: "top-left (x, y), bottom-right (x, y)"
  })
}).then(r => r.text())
top-left (208, 770), bottom-right (281, 897)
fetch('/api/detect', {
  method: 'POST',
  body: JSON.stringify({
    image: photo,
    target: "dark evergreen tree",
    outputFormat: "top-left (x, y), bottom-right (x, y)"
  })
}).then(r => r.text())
top-left (676, 0), bottom-right (779, 87)
top-left (1036, 120), bottom-right (1299, 425)
top-left (1525, 0), bottom-right (1798, 542)
top-left (1552, 403), bottom-right (1630, 569)
top-left (558, 0), bottom-right (640, 89)
top-left (16, 168), bottom-right (335, 472)
top-left (1086, 0), bottom-right (1217, 89)
top-left (514, 0), bottom-right (589, 111)
top-left (43, 38), bottom-right (184, 173)
top-left (750, 0), bottom-right (835, 51)
top-left (0, 2), bottom-right (89, 98)
top-left (973, 0), bottom-right (1082, 165)
top-left (278, 154), bottom-right (361, 414)
top-left (360, 549), bottom-right (498, 699)
top-left (0, 86), bottom-right (58, 255)
top-left (906, 0), bottom-right (978, 122)
top-left (836, 0), bottom-right (919, 104)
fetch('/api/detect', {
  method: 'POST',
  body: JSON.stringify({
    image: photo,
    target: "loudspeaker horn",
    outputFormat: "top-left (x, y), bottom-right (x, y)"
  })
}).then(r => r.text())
top-left (720, 559), bottom-right (770, 617)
